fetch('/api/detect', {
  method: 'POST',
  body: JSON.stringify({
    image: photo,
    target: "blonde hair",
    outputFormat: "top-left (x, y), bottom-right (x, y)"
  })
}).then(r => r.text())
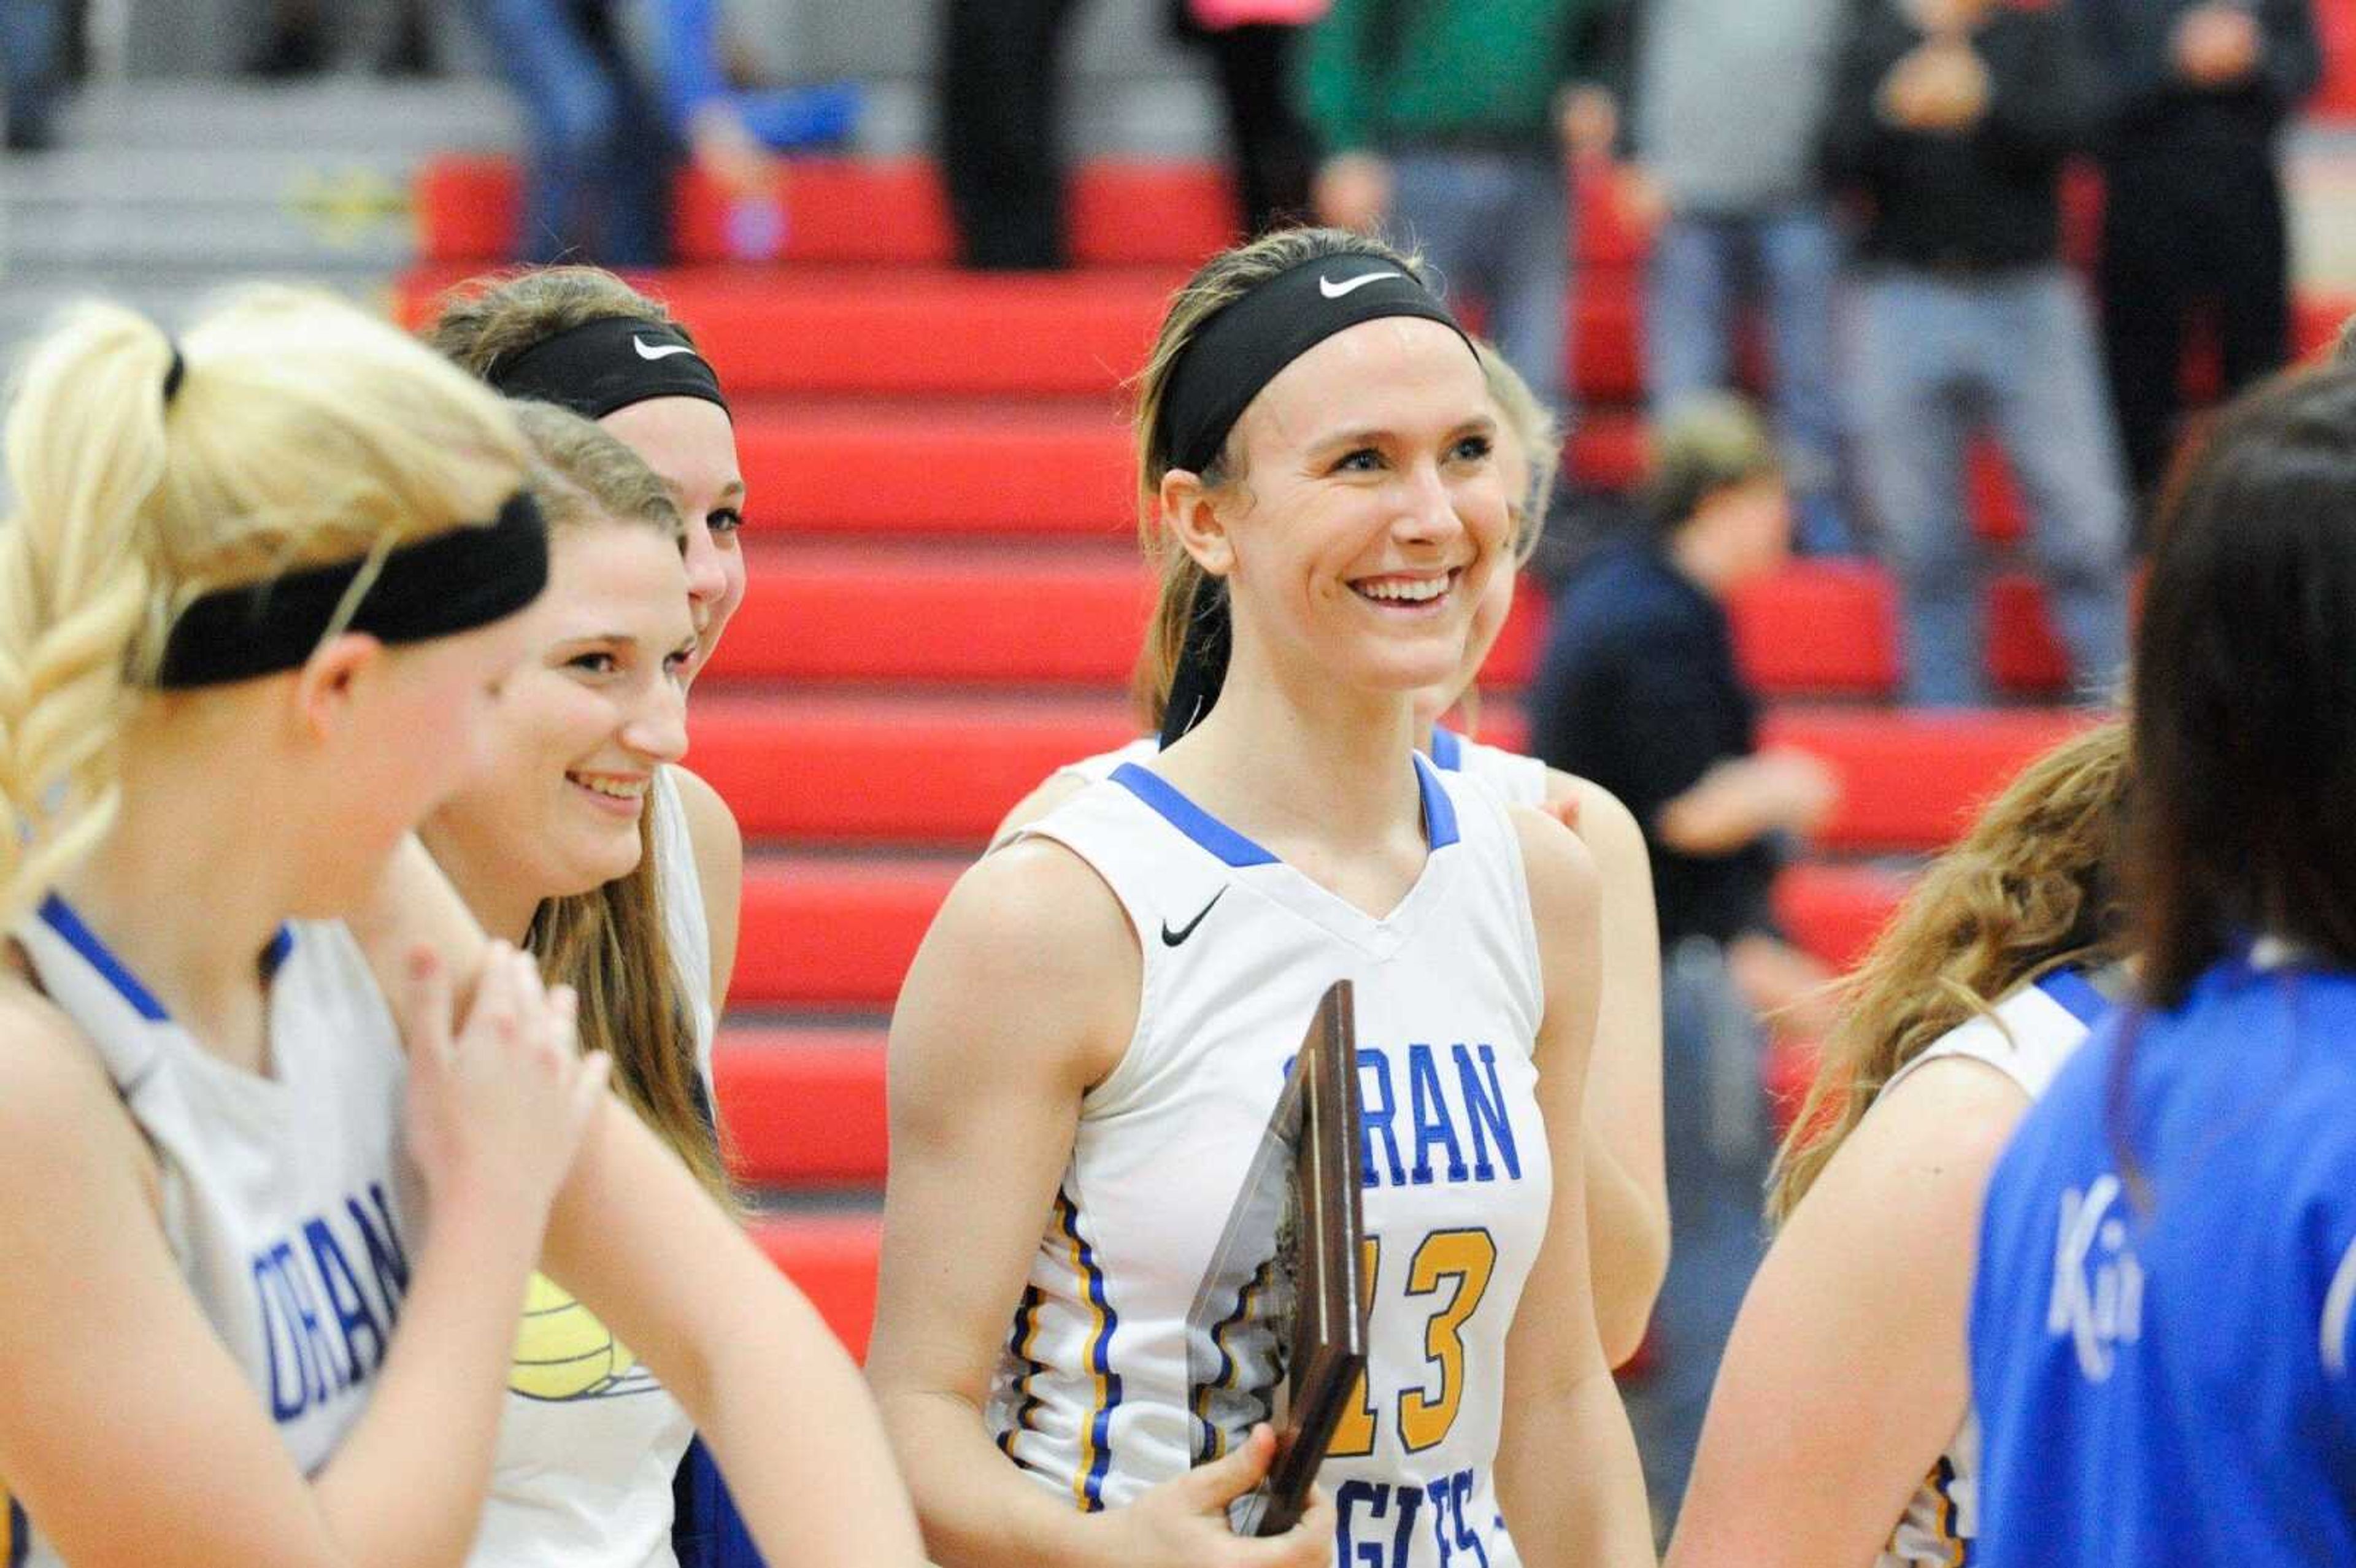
top-left (1476, 343), bottom-right (1558, 565)
top-left (0, 286), bottom-right (530, 928)
top-left (424, 266), bottom-right (691, 382)
top-left (1767, 722), bottom-right (2133, 1223)
top-left (1128, 226), bottom-right (1435, 728)
top-left (495, 403), bottom-right (727, 1200)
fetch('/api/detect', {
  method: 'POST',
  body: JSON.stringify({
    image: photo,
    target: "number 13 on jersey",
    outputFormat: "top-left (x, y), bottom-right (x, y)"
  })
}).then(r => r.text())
top-left (1326, 1228), bottom-right (1499, 1457)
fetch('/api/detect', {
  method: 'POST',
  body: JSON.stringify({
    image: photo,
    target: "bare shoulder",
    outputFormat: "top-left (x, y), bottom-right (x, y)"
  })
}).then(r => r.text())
top-left (1507, 801), bottom-right (1601, 928)
top-left (1846, 1053), bottom-right (2036, 1184)
top-left (0, 983), bottom-right (150, 1208)
top-left (666, 764), bottom-right (744, 869)
top-left (896, 835), bottom-right (1141, 1093)
top-left (1549, 771), bottom-right (1648, 869)
top-left (988, 772), bottom-right (1088, 851)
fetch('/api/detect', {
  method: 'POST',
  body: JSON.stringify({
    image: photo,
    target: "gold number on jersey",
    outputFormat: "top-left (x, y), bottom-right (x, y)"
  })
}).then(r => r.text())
top-left (1325, 1235), bottom-right (1384, 1459)
top-left (1396, 1229), bottom-right (1498, 1453)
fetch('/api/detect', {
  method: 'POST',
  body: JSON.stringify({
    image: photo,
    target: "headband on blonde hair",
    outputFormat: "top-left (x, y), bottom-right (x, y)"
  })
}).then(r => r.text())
top-left (155, 492), bottom-right (549, 688)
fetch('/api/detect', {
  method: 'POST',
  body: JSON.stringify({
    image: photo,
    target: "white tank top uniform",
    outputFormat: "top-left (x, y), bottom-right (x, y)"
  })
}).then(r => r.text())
top-left (470, 764), bottom-right (717, 1568)
top-left (1868, 967), bottom-right (2114, 1568)
top-left (1057, 727), bottom-right (1549, 812)
top-left (998, 756), bottom-right (1555, 1568)
top-left (2, 899), bottom-right (424, 1568)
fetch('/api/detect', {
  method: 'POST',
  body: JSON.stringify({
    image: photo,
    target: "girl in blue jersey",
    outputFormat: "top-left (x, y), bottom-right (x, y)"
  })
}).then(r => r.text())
top-left (1970, 362), bottom-right (2356, 1563)
top-left (0, 289), bottom-right (922, 1566)
top-left (868, 227), bottom-right (1652, 1567)
top-left (1664, 721), bottom-right (2130, 1568)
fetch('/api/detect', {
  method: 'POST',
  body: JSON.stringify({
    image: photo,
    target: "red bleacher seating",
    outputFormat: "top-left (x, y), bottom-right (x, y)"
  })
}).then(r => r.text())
top-left (751, 1215), bottom-right (882, 1359)
top-left (685, 693), bottom-right (2091, 853)
top-left (713, 544), bottom-right (2077, 698)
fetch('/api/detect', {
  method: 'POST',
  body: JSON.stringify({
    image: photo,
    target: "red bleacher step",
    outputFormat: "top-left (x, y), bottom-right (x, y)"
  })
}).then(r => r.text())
top-left (716, 545), bottom-right (2074, 697)
top-left (415, 153), bottom-right (1658, 272)
top-left (752, 1213), bottom-right (880, 1361)
top-left (689, 695), bottom-right (2095, 854)
top-left (398, 264), bottom-right (1653, 404)
top-left (728, 854), bottom-right (1900, 1011)
top-left (717, 1028), bottom-right (889, 1186)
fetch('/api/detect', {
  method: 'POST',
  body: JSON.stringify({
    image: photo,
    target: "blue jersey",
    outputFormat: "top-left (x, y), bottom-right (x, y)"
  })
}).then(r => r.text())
top-left (1970, 955), bottom-right (2356, 1566)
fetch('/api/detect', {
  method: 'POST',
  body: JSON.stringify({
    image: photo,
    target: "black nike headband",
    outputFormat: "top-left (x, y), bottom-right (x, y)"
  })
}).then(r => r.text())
top-left (1156, 253), bottom-right (1474, 477)
top-left (154, 491), bottom-right (550, 688)
top-left (487, 317), bottom-right (729, 421)
top-left (1154, 253), bottom-right (1476, 747)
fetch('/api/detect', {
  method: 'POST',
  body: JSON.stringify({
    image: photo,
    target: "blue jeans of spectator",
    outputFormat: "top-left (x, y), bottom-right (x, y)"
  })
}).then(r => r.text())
top-left (1392, 147), bottom-right (1571, 421)
top-left (478, 0), bottom-right (674, 266)
top-left (1851, 266), bottom-right (2130, 708)
top-left (1649, 202), bottom-right (1853, 555)
top-left (1622, 937), bottom-right (1772, 1539)
top-left (1, 0), bottom-right (63, 144)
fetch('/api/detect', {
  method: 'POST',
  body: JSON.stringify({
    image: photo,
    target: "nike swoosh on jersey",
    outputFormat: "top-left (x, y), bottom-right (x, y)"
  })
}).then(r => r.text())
top-left (633, 336), bottom-right (696, 360)
top-left (1160, 887), bottom-right (1226, 947)
top-left (1319, 271), bottom-right (1404, 299)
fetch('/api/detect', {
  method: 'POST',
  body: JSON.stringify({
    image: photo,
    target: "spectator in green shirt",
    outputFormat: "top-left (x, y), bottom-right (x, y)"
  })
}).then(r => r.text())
top-left (1300, 0), bottom-right (1628, 425)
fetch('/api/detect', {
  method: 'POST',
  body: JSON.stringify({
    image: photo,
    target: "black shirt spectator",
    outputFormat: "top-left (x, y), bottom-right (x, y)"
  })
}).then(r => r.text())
top-left (2084, 0), bottom-right (2320, 147)
top-left (1533, 537), bottom-right (1777, 946)
top-left (1819, 0), bottom-right (2114, 271)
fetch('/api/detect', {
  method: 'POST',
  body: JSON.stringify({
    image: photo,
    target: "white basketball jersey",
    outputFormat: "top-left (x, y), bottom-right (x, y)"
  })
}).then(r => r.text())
top-left (3, 898), bottom-right (424, 1568)
top-left (1869, 967), bottom-right (2112, 1568)
top-left (1426, 728), bottom-right (1550, 810)
top-left (471, 766), bottom-right (713, 1568)
top-left (998, 756), bottom-right (1555, 1567)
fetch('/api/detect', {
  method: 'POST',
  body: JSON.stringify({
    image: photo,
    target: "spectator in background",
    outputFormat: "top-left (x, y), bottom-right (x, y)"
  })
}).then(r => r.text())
top-left (1167, 0), bottom-right (1322, 237)
top-left (940, 0), bottom-right (1088, 268)
top-left (2, 0), bottom-right (63, 150)
top-left (1531, 395), bottom-right (1841, 1533)
top-left (1300, 0), bottom-right (1626, 424)
top-left (1622, 0), bottom-right (1855, 555)
top-left (479, 1), bottom-right (857, 267)
top-left (2081, 0), bottom-right (2322, 515)
top-left (1822, 0), bottom-right (2130, 709)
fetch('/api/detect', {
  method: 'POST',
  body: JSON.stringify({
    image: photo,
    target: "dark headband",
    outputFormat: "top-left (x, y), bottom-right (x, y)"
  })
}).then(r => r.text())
top-left (1154, 253), bottom-right (1475, 744)
top-left (1157, 253), bottom-right (1473, 475)
top-left (487, 317), bottom-right (728, 421)
top-left (155, 491), bottom-right (550, 688)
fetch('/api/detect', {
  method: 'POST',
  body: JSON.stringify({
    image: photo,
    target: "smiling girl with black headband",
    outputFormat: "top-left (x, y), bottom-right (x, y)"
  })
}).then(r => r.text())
top-left (868, 227), bottom-right (1653, 1567)
top-left (0, 287), bottom-right (922, 1567)
top-left (990, 342), bottom-right (1667, 1377)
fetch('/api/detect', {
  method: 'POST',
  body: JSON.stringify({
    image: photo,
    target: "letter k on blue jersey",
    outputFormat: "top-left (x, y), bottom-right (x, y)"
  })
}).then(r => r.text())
top-left (1969, 956), bottom-right (2356, 1566)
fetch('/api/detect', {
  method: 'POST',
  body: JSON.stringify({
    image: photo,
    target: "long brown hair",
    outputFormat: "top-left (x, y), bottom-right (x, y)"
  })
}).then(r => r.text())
top-left (507, 402), bottom-right (730, 1201)
top-left (2128, 363), bottom-right (2356, 1010)
top-left (1767, 721), bottom-right (2133, 1223)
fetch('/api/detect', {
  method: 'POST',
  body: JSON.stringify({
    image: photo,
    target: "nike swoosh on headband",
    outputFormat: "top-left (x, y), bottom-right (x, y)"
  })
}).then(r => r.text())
top-left (1319, 271), bottom-right (1404, 299)
top-left (633, 336), bottom-right (696, 361)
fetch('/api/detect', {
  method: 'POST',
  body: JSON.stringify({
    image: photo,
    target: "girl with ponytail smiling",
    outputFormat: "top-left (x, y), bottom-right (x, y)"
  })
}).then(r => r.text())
top-left (869, 228), bottom-right (1652, 1567)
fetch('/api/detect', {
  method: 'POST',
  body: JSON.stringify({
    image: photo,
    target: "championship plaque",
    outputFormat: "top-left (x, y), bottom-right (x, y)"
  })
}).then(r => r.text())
top-left (1186, 980), bottom-right (1368, 1537)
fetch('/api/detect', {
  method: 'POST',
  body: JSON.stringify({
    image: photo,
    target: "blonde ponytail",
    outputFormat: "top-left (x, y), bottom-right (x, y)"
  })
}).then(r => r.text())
top-left (0, 303), bottom-right (177, 926)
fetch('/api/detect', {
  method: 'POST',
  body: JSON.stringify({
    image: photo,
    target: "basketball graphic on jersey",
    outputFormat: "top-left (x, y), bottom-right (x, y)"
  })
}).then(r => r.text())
top-left (509, 1272), bottom-right (661, 1401)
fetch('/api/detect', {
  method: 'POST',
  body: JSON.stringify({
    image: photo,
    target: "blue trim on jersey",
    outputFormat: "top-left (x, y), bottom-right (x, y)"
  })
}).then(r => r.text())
top-left (1414, 753), bottom-right (1461, 850)
top-left (7, 1493), bottom-right (28, 1568)
top-left (264, 924), bottom-right (295, 977)
top-left (38, 893), bottom-right (169, 1023)
top-left (2036, 968), bottom-right (2111, 1031)
top-left (1430, 726), bottom-right (1465, 771)
top-left (1110, 763), bottom-right (1279, 868)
